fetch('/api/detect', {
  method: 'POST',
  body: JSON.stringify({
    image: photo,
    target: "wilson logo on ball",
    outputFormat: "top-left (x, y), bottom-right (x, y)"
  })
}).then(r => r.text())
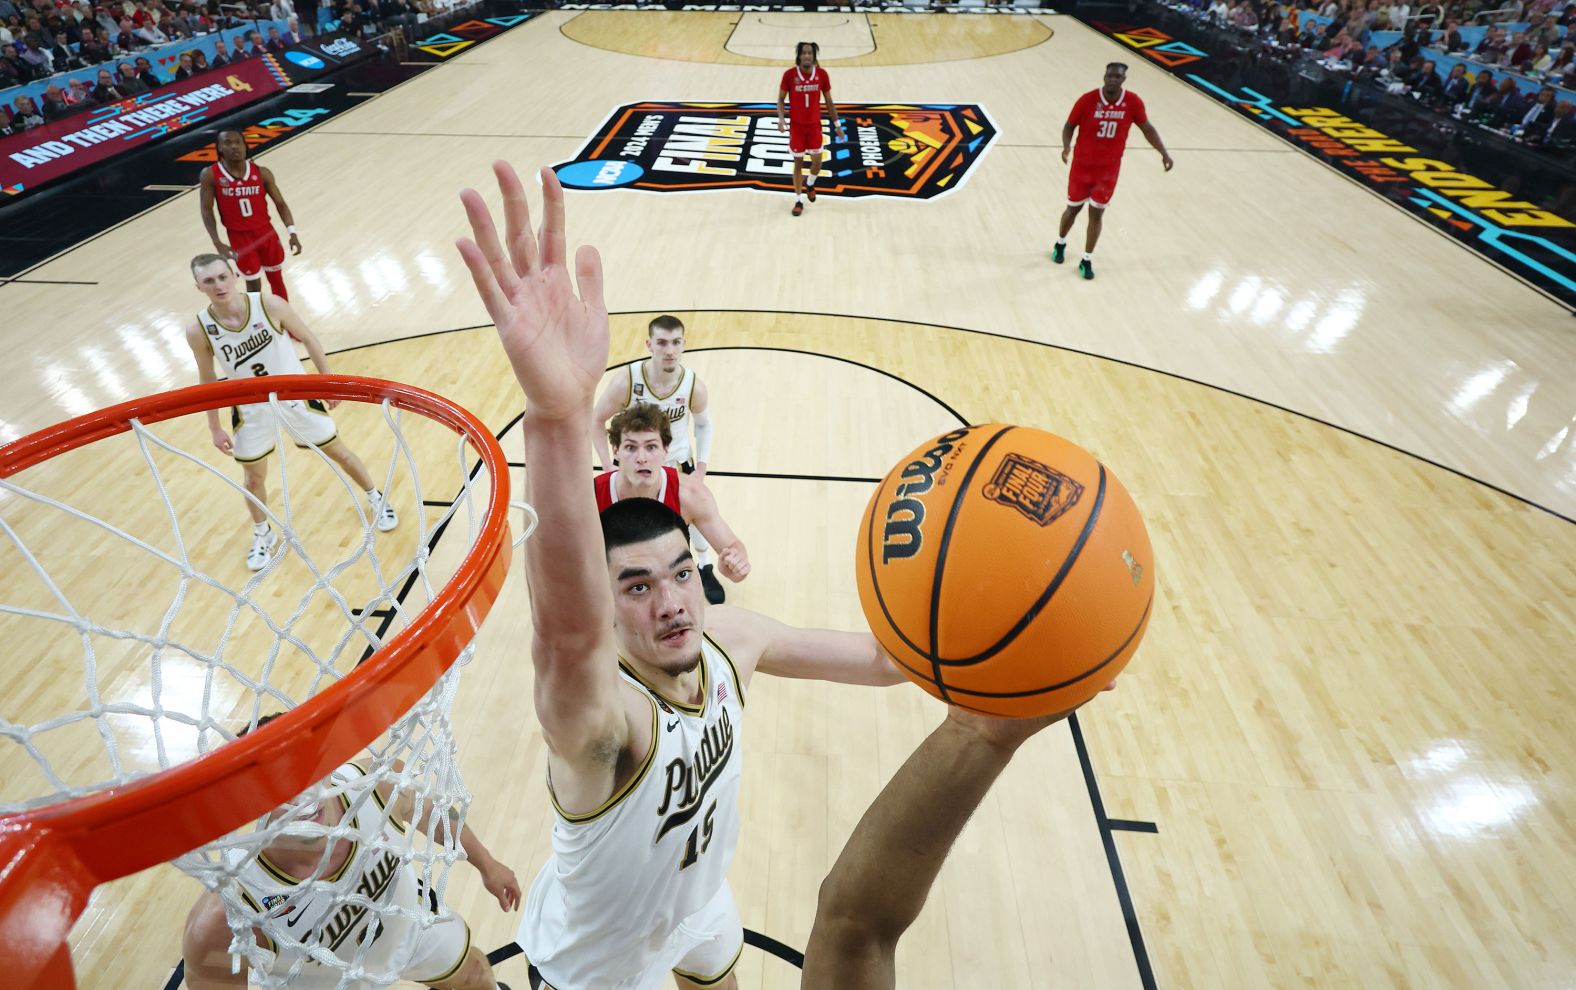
top-left (980, 453), bottom-right (1084, 526)
top-left (880, 427), bottom-right (971, 563)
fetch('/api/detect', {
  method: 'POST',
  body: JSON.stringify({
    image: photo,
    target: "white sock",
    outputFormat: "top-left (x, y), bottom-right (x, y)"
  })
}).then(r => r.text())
top-left (1083, 252), bottom-right (1093, 261)
top-left (806, 175), bottom-right (817, 187)
top-left (253, 521), bottom-right (270, 536)
top-left (1056, 237), bottom-right (1067, 247)
top-left (366, 488), bottom-right (380, 500)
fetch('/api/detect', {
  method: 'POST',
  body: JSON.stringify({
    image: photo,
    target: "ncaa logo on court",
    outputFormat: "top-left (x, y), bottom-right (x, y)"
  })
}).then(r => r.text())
top-left (558, 102), bottom-right (998, 201)
top-left (285, 50), bottom-right (325, 70)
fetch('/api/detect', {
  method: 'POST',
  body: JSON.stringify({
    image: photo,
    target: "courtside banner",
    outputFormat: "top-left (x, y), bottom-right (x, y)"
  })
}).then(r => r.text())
top-left (557, 101), bottom-right (998, 200)
top-left (1, 56), bottom-right (290, 197)
top-left (278, 35), bottom-right (376, 83)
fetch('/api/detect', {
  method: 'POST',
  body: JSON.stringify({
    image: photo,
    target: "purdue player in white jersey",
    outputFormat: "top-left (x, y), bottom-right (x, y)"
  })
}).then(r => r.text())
top-left (590, 315), bottom-right (728, 605)
top-left (456, 163), bottom-right (904, 990)
top-left (183, 254), bottom-right (399, 571)
top-left (181, 716), bottom-right (522, 989)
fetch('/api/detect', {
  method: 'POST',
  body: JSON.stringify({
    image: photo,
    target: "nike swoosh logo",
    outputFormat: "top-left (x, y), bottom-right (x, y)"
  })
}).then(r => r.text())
top-left (283, 908), bottom-right (304, 928)
top-left (667, 720), bottom-right (679, 732)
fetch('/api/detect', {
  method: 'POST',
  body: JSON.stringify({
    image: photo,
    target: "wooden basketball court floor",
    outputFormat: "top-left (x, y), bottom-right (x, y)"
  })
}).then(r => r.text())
top-left (2, 10), bottom-right (1573, 989)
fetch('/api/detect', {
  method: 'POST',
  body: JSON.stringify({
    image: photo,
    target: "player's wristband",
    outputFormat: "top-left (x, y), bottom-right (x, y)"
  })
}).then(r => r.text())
top-left (287, 225), bottom-right (298, 234)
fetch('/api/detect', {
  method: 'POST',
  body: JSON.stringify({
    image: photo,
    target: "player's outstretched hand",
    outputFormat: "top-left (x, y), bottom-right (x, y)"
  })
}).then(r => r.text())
top-left (1162, 153), bottom-right (1175, 172)
top-left (477, 857), bottom-right (522, 912)
top-left (210, 428), bottom-right (234, 455)
top-left (946, 679), bottom-right (1116, 752)
top-left (457, 162), bottom-right (609, 420)
top-left (717, 547), bottom-right (750, 583)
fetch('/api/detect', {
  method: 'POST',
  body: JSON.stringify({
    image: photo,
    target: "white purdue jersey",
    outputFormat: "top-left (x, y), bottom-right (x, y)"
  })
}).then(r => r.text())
top-left (223, 765), bottom-right (449, 987)
top-left (199, 292), bottom-right (304, 379)
top-left (520, 636), bottom-right (746, 988)
top-left (627, 360), bottom-right (697, 467)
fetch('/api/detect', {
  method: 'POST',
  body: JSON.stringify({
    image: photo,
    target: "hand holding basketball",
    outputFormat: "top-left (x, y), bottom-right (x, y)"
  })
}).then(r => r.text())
top-left (457, 162), bottom-right (609, 419)
top-left (946, 679), bottom-right (1117, 752)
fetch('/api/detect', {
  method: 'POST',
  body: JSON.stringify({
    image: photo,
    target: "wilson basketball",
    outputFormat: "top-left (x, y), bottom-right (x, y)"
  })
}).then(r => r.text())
top-left (855, 425), bottom-right (1154, 717)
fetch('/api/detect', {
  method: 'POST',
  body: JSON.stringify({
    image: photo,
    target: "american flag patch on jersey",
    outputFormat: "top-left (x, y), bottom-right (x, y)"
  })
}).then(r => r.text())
top-left (717, 680), bottom-right (728, 704)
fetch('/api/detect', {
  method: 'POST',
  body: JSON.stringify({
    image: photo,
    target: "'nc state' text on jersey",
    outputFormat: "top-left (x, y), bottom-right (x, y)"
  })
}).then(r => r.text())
top-left (654, 706), bottom-right (735, 841)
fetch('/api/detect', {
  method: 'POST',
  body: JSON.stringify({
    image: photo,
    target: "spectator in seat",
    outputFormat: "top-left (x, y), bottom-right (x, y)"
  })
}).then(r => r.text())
top-left (113, 17), bottom-right (138, 49)
top-left (40, 81), bottom-right (71, 120)
top-left (1229, 0), bottom-right (1260, 31)
top-left (1466, 68), bottom-right (1498, 109)
top-left (78, 23), bottom-right (110, 61)
top-left (190, 47), bottom-right (207, 71)
top-left (132, 9), bottom-right (166, 43)
top-left (66, 76), bottom-right (96, 105)
top-left (1437, 18), bottom-right (1467, 52)
top-left (172, 48), bottom-right (191, 78)
top-left (114, 58), bottom-right (146, 91)
top-left (1535, 98), bottom-right (1574, 145)
top-left (0, 104), bottom-right (19, 136)
top-left (1506, 31), bottom-right (1534, 68)
top-left (210, 35), bottom-right (230, 65)
top-left (1354, 42), bottom-right (1387, 72)
top-left (1441, 62), bottom-right (1472, 104)
top-left (281, 14), bottom-right (303, 42)
top-left (1411, 58), bottom-right (1443, 96)
top-left (133, 53), bottom-right (159, 87)
top-left (13, 92), bottom-right (45, 128)
top-left (1207, 0), bottom-right (1229, 22)
top-left (1474, 26), bottom-right (1508, 63)
top-left (94, 65), bottom-right (126, 98)
top-left (243, 27), bottom-right (262, 54)
top-left (1519, 84), bottom-right (1559, 132)
top-left (263, 24), bottom-right (282, 49)
top-left (1484, 76), bottom-right (1528, 123)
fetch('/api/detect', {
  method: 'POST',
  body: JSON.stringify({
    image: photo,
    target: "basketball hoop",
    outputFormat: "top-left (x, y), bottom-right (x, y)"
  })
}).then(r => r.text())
top-left (0, 375), bottom-right (516, 990)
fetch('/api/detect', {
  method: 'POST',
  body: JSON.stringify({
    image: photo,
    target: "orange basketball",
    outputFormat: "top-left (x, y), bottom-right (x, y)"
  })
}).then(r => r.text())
top-left (855, 425), bottom-right (1154, 717)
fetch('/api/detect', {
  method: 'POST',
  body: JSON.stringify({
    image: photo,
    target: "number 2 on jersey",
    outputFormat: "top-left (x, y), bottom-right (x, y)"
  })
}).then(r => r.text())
top-left (1097, 120), bottom-right (1117, 139)
top-left (679, 801), bottom-right (717, 871)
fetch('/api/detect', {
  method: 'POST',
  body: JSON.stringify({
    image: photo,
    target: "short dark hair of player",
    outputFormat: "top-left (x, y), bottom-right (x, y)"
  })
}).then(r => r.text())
top-left (213, 129), bottom-right (242, 148)
top-left (796, 41), bottom-right (819, 63)
top-left (1106, 62), bottom-right (1128, 73)
top-left (648, 314), bottom-right (685, 338)
top-left (600, 497), bottom-right (690, 557)
top-left (608, 403), bottom-right (672, 451)
top-left (237, 712), bottom-right (283, 736)
top-left (190, 252), bottom-right (229, 277)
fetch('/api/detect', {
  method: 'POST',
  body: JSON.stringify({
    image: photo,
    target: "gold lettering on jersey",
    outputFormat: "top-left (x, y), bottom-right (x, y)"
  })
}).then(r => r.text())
top-left (219, 326), bottom-right (276, 368)
top-left (321, 849), bottom-right (401, 950)
top-left (654, 706), bottom-right (734, 841)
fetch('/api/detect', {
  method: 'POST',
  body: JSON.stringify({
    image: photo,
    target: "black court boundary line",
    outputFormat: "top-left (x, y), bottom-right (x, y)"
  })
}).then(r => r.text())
top-left (1067, 12), bottom-right (1576, 316)
top-left (558, 8), bottom-right (1055, 68)
top-left (1109, 819), bottom-right (1160, 833)
top-left (0, 277), bottom-right (98, 285)
top-left (1070, 712), bottom-right (1158, 990)
top-left (322, 316), bottom-right (1572, 524)
top-left (2, 10), bottom-right (551, 285)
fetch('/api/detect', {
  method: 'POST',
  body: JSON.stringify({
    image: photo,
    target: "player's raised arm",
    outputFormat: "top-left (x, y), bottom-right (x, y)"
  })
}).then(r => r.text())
top-left (707, 607), bottom-right (906, 688)
top-left (373, 760), bottom-right (522, 912)
top-left (800, 706), bottom-right (1076, 989)
top-left (260, 166), bottom-right (302, 255)
top-left (198, 169), bottom-right (233, 258)
top-left (457, 163), bottom-right (625, 760)
top-left (590, 366), bottom-right (632, 470)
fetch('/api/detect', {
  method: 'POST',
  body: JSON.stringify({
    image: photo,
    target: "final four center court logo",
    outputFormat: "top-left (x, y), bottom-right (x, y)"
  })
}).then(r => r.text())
top-left (555, 102), bottom-right (999, 200)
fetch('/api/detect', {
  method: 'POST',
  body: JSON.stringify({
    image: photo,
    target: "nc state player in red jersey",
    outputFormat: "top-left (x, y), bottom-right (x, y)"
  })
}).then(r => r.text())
top-left (199, 130), bottom-right (302, 300)
top-left (597, 404), bottom-right (750, 590)
top-left (1054, 63), bottom-right (1174, 280)
top-left (776, 41), bottom-right (843, 218)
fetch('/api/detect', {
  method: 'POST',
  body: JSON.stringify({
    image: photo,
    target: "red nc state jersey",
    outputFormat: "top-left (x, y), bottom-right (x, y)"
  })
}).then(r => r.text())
top-left (1067, 88), bottom-right (1148, 174)
top-left (780, 65), bottom-right (830, 123)
top-left (211, 160), bottom-right (273, 233)
top-left (594, 467), bottom-right (683, 515)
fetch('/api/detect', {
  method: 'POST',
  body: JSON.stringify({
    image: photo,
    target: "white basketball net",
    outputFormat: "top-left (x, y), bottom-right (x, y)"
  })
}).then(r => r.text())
top-left (0, 392), bottom-right (526, 989)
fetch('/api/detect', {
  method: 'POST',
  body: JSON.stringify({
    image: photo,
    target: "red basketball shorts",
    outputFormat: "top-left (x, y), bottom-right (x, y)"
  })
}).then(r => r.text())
top-left (229, 226), bottom-right (286, 278)
top-left (1067, 162), bottom-right (1120, 209)
top-left (789, 119), bottom-right (824, 156)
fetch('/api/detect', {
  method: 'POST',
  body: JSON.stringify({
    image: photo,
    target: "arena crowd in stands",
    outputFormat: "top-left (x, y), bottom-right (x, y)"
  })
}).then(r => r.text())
top-left (1172, 0), bottom-right (1576, 148)
top-left (0, 0), bottom-right (469, 134)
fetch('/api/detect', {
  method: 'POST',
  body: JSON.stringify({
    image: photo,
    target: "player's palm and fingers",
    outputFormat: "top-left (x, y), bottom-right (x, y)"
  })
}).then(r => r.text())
top-left (948, 680), bottom-right (1117, 750)
top-left (483, 863), bottom-right (522, 911)
top-left (457, 162), bottom-right (608, 418)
